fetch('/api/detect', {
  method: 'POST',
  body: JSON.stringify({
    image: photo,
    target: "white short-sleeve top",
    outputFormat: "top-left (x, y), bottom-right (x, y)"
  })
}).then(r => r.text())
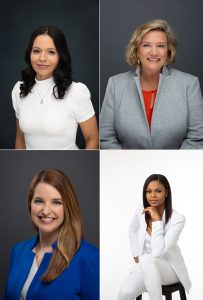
top-left (12, 78), bottom-right (95, 149)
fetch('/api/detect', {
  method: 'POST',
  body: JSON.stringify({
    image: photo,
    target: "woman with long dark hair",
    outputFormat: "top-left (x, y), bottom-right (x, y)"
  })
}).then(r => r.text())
top-left (4, 169), bottom-right (99, 300)
top-left (12, 25), bottom-right (99, 149)
top-left (118, 174), bottom-right (191, 300)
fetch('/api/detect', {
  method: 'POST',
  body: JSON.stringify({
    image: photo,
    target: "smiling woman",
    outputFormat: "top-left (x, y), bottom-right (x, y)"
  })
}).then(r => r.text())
top-left (12, 25), bottom-right (99, 150)
top-left (30, 35), bottom-right (60, 81)
top-left (4, 169), bottom-right (99, 300)
top-left (100, 19), bottom-right (203, 149)
top-left (30, 183), bottom-right (65, 242)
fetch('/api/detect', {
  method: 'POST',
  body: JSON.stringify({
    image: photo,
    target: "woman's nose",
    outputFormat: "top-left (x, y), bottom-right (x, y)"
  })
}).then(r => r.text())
top-left (41, 204), bottom-right (50, 214)
top-left (150, 46), bottom-right (158, 56)
top-left (39, 51), bottom-right (46, 61)
top-left (151, 191), bottom-right (156, 198)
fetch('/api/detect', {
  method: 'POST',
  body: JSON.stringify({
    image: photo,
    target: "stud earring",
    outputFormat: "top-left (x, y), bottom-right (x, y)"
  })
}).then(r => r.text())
top-left (137, 58), bottom-right (140, 64)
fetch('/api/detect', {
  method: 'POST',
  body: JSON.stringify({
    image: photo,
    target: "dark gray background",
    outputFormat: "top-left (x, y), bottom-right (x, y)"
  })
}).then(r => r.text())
top-left (0, 0), bottom-right (99, 149)
top-left (100, 0), bottom-right (203, 104)
top-left (0, 150), bottom-right (99, 298)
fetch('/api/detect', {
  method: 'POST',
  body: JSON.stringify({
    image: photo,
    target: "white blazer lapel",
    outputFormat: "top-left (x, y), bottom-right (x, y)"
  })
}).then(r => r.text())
top-left (162, 210), bottom-right (171, 233)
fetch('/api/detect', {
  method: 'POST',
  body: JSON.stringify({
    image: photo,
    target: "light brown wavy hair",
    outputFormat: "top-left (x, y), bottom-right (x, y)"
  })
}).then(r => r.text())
top-left (126, 19), bottom-right (177, 68)
top-left (27, 169), bottom-right (83, 282)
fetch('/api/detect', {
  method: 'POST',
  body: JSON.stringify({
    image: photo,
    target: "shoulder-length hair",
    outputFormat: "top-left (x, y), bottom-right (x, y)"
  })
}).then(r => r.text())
top-left (143, 174), bottom-right (172, 226)
top-left (126, 19), bottom-right (177, 68)
top-left (27, 169), bottom-right (83, 282)
top-left (20, 25), bottom-right (72, 99)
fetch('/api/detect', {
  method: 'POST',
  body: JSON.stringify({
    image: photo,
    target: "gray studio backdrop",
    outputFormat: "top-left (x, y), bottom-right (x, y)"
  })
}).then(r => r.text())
top-left (0, 150), bottom-right (99, 298)
top-left (100, 0), bottom-right (203, 105)
top-left (0, 0), bottom-right (99, 149)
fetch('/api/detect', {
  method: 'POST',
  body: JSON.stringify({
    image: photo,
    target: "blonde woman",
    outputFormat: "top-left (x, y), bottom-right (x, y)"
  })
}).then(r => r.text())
top-left (4, 169), bottom-right (99, 300)
top-left (100, 19), bottom-right (203, 149)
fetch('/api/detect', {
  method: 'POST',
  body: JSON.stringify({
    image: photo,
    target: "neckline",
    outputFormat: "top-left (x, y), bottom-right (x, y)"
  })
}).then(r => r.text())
top-left (142, 89), bottom-right (157, 93)
top-left (146, 231), bottom-right (151, 237)
top-left (35, 77), bottom-right (54, 86)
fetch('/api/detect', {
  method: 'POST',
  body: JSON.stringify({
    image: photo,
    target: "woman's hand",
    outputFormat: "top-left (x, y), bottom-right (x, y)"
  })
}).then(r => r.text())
top-left (142, 207), bottom-right (161, 221)
top-left (134, 256), bottom-right (139, 263)
top-left (79, 115), bottom-right (99, 149)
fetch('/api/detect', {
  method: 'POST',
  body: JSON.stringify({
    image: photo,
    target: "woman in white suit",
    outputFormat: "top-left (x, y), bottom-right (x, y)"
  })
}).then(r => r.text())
top-left (100, 19), bottom-right (203, 149)
top-left (118, 174), bottom-right (191, 300)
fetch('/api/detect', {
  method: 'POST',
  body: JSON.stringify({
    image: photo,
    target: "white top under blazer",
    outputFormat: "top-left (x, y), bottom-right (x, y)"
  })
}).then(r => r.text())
top-left (12, 78), bottom-right (95, 149)
top-left (129, 209), bottom-right (191, 293)
top-left (20, 256), bottom-right (38, 300)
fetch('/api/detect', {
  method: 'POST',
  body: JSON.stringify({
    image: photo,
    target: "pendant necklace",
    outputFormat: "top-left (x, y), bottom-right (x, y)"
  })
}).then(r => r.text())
top-left (36, 83), bottom-right (54, 104)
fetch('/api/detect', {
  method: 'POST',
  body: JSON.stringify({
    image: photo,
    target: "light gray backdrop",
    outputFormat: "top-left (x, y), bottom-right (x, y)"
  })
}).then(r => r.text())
top-left (100, 0), bottom-right (203, 104)
top-left (0, 150), bottom-right (99, 298)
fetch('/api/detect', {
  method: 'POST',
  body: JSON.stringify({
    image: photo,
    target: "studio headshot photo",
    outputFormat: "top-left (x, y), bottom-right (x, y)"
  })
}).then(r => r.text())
top-left (100, 150), bottom-right (203, 299)
top-left (0, 150), bottom-right (99, 300)
top-left (100, 0), bottom-right (203, 149)
top-left (0, 0), bottom-right (99, 149)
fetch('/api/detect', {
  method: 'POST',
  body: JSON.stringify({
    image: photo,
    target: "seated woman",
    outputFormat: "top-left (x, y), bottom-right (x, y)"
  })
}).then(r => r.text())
top-left (118, 174), bottom-right (191, 300)
top-left (12, 25), bottom-right (99, 149)
top-left (4, 169), bottom-right (99, 300)
top-left (100, 19), bottom-right (203, 149)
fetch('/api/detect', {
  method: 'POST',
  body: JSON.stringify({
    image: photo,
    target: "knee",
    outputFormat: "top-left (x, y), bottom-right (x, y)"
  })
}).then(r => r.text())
top-left (118, 288), bottom-right (132, 300)
top-left (118, 285), bottom-right (136, 300)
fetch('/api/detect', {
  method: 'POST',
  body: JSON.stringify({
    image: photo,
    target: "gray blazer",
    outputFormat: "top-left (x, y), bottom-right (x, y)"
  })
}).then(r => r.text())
top-left (100, 67), bottom-right (203, 149)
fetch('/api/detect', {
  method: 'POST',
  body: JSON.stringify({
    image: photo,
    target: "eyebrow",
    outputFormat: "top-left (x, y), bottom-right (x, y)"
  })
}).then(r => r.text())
top-left (32, 47), bottom-right (57, 50)
top-left (146, 187), bottom-right (163, 190)
top-left (33, 197), bottom-right (62, 201)
top-left (141, 41), bottom-right (166, 44)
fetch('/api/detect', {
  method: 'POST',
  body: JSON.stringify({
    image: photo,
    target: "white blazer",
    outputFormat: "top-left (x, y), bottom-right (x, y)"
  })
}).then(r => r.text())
top-left (129, 209), bottom-right (191, 293)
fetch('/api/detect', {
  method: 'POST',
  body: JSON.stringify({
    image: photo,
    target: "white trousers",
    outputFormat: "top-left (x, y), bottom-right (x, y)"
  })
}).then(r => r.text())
top-left (118, 254), bottom-right (179, 300)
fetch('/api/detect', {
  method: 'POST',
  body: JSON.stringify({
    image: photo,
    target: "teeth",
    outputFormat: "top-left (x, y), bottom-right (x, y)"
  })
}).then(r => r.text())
top-left (148, 58), bottom-right (159, 61)
top-left (39, 216), bottom-right (55, 221)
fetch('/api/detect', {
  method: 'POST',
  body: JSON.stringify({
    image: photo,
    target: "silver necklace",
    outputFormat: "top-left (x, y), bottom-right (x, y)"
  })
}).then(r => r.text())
top-left (36, 83), bottom-right (54, 104)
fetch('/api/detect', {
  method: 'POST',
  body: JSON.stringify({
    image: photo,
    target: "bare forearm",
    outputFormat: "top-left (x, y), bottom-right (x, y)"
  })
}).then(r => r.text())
top-left (85, 138), bottom-right (99, 149)
top-left (15, 138), bottom-right (26, 149)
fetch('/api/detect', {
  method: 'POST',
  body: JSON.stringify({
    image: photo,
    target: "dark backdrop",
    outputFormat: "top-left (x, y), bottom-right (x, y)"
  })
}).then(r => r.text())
top-left (0, 150), bottom-right (99, 298)
top-left (0, 0), bottom-right (99, 148)
top-left (100, 0), bottom-right (203, 104)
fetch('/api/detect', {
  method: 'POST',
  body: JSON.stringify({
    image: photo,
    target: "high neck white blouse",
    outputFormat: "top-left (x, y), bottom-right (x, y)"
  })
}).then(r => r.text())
top-left (12, 78), bottom-right (95, 149)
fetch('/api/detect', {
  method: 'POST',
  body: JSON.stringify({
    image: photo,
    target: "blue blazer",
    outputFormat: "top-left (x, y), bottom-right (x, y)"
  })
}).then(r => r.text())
top-left (4, 237), bottom-right (99, 300)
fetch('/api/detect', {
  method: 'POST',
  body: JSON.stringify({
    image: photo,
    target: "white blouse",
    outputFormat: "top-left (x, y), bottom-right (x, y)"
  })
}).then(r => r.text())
top-left (12, 78), bottom-right (95, 149)
top-left (20, 256), bottom-right (38, 300)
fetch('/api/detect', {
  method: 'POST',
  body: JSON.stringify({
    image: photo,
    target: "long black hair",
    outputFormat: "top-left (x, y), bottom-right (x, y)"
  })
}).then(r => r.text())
top-left (143, 174), bottom-right (172, 226)
top-left (20, 25), bottom-right (72, 99)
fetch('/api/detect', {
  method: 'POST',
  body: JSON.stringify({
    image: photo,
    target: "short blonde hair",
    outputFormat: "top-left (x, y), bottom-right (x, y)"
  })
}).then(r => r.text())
top-left (126, 19), bottom-right (177, 68)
